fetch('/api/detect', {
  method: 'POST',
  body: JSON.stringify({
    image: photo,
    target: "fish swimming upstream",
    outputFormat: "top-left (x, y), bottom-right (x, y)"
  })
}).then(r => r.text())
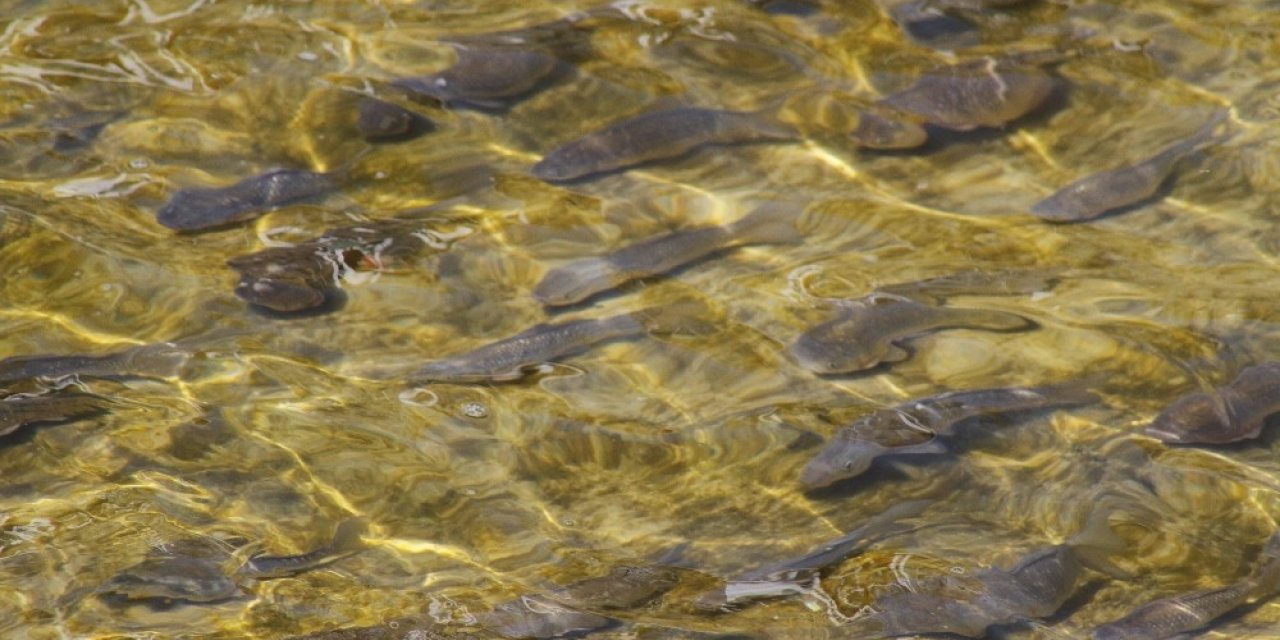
top-left (1144, 362), bottom-right (1280, 444)
top-left (799, 383), bottom-right (1098, 490)
top-left (534, 203), bottom-right (801, 307)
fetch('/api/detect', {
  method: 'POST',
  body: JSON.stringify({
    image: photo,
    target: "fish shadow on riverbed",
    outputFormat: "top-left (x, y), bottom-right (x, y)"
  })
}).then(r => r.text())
top-left (245, 289), bottom-right (347, 319)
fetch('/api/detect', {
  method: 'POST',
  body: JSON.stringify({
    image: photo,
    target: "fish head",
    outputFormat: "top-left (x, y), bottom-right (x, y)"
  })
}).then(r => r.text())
top-left (1143, 392), bottom-right (1233, 444)
top-left (234, 276), bottom-right (328, 312)
top-left (789, 332), bottom-right (882, 375)
top-left (799, 439), bottom-right (877, 490)
top-left (533, 260), bottom-right (617, 307)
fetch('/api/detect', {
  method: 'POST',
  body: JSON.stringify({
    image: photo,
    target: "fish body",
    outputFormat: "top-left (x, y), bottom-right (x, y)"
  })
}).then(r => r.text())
top-left (872, 545), bottom-right (1082, 637)
top-left (237, 518), bottom-right (367, 580)
top-left (850, 107), bottom-right (930, 149)
top-left (534, 203), bottom-right (801, 306)
top-left (394, 47), bottom-right (565, 111)
top-left (800, 384), bottom-right (1096, 489)
top-left (879, 56), bottom-right (1055, 130)
top-left (477, 596), bottom-right (612, 639)
top-left (548, 565), bottom-right (680, 610)
top-left (409, 314), bottom-right (643, 384)
top-left (1032, 111), bottom-right (1227, 221)
top-left (98, 554), bottom-right (239, 604)
top-left (157, 169), bottom-right (336, 232)
top-left (788, 295), bottom-right (1032, 375)
top-left (1144, 362), bottom-right (1280, 444)
top-left (356, 97), bottom-right (433, 143)
top-left (694, 500), bottom-right (931, 611)
top-left (531, 107), bottom-right (798, 182)
top-left (0, 393), bottom-right (108, 437)
top-left (0, 343), bottom-right (189, 383)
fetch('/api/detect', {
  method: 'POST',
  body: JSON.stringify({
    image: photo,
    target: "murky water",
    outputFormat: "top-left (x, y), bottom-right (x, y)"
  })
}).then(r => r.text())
top-left (1, 0), bottom-right (1278, 638)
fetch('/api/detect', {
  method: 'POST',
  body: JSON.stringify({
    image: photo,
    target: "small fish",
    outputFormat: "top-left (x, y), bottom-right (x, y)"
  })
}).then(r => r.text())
top-left (548, 565), bottom-right (681, 610)
top-left (788, 294), bottom-right (1033, 375)
top-left (800, 384), bottom-right (1097, 490)
top-left (1092, 532), bottom-right (1280, 640)
top-left (0, 343), bottom-right (189, 384)
top-left (393, 47), bottom-right (566, 111)
top-left (356, 97), bottom-right (433, 143)
top-left (534, 203), bottom-right (801, 306)
top-left (157, 169), bottom-right (337, 232)
top-left (98, 552), bottom-right (239, 604)
top-left (1144, 362), bottom-right (1280, 444)
top-left (0, 393), bottom-right (109, 438)
top-left (408, 303), bottom-right (709, 384)
top-left (693, 500), bottom-right (931, 611)
top-left (878, 55), bottom-right (1057, 130)
top-left (237, 518), bottom-right (367, 579)
top-left (849, 107), bottom-right (930, 149)
top-left (531, 106), bottom-right (798, 183)
top-left (1031, 111), bottom-right (1229, 222)
top-left (477, 596), bottom-right (613, 639)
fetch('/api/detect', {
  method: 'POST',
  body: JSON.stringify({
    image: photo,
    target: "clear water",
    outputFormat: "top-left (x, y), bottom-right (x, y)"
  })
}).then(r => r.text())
top-left (1, 0), bottom-right (1278, 638)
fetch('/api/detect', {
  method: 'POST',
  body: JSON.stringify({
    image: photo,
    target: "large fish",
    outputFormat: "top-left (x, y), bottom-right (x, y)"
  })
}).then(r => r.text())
top-left (1144, 362), bottom-right (1280, 444)
top-left (799, 383), bottom-right (1098, 490)
top-left (0, 393), bottom-right (109, 438)
top-left (788, 294), bottom-right (1033, 375)
top-left (408, 303), bottom-right (709, 384)
top-left (877, 54), bottom-right (1058, 130)
top-left (0, 343), bottom-right (189, 383)
top-left (157, 169), bottom-right (337, 232)
top-left (534, 203), bottom-right (801, 307)
top-left (1032, 111), bottom-right (1228, 222)
top-left (393, 47), bottom-right (567, 112)
top-left (531, 106), bottom-right (798, 183)
top-left (692, 500), bottom-right (931, 611)
top-left (96, 539), bottom-right (241, 605)
top-left (1092, 532), bottom-right (1280, 640)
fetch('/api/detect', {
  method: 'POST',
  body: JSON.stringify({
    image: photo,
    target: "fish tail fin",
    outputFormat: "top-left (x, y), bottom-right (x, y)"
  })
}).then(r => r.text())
top-left (728, 201), bottom-right (804, 246)
top-left (330, 517), bottom-right (369, 553)
top-left (1067, 496), bottom-right (1162, 579)
top-left (945, 306), bottom-right (1036, 332)
top-left (631, 299), bottom-right (717, 336)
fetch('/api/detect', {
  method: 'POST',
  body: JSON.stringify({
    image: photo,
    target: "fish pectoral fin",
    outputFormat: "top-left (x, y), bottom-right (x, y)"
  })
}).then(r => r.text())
top-left (882, 343), bottom-right (912, 363)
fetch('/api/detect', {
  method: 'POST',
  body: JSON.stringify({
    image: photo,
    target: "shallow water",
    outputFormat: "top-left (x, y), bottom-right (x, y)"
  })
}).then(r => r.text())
top-left (1, 0), bottom-right (1278, 638)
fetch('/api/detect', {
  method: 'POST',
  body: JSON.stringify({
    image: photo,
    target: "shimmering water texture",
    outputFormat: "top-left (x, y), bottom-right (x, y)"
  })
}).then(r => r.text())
top-left (1, 0), bottom-right (1279, 638)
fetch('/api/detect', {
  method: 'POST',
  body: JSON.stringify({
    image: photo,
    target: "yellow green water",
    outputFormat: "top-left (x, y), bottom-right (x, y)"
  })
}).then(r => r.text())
top-left (1, 0), bottom-right (1279, 638)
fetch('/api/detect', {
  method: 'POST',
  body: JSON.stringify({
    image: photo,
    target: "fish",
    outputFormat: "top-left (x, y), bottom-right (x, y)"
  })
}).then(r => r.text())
top-left (788, 294), bottom-right (1033, 375)
top-left (157, 169), bottom-right (337, 232)
top-left (877, 55), bottom-right (1057, 130)
top-left (477, 596), bottom-right (613, 639)
top-left (408, 303), bottom-right (709, 384)
top-left (534, 203), bottom-right (801, 307)
top-left (392, 47), bottom-right (566, 112)
top-left (693, 500), bottom-right (931, 611)
top-left (98, 548), bottom-right (239, 604)
top-left (1144, 362), bottom-right (1280, 444)
top-left (0, 343), bottom-right (190, 383)
top-left (0, 393), bottom-right (109, 438)
top-left (547, 565), bottom-right (681, 610)
top-left (1031, 111), bottom-right (1230, 222)
top-left (531, 106), bottom-right (799, 183)
top-left (356, 97), bottom-right (433, 143)
top-left (1091, 532), bottom-right (1280, 640)
top-left (236, 518), bottom-right (368, 579)
top-left (799, 383), bottom-right (1097, 490)
top-left (849, 107), bottom-right (930, 149)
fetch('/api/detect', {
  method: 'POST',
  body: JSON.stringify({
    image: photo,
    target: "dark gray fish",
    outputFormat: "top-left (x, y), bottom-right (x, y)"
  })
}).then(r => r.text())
top-left (1032, 111), bottom-right (1229, 221)
top-left (800, 383), bottom-right (1097, 490)
top-left (0, 393), bottom-right (109, 437)
top-left (1092, 532), bottom-right (1280, 640)
top-left (98, 547), bottom-right (238, 604)
top-left (693, 500), bottom-right (931, 611)
top-left (878, 55), bottom-right (1057, 130)
top-left (547, 565), bottom-right (681, 610)
top-left (157, 169), bottom-right (337, 232)
top-left (408, 304), bottom-right (708, 384)
top-left (871, 544), bottom-right (1083, 637)
top-left (477, 596), bottom-right (612, 639)
top-left (237, 518), bottom-right (367, 579)
top-left (534, 203), bottom-right (801, 307)
top-left (531, 107), bottom-right (799, 183)
top-left (393, 47), bottom-right (566, 111)
top-left (849, 107), bottom-right (930, 149)
top-left (0, 343), bottom-right (189, 383)
top-left (1144, 362), bottom-right (1280, 444)
top-left (788, 294), bottom-right (1033, 375)
top-left (356, 97), bottom-right (433, 143)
